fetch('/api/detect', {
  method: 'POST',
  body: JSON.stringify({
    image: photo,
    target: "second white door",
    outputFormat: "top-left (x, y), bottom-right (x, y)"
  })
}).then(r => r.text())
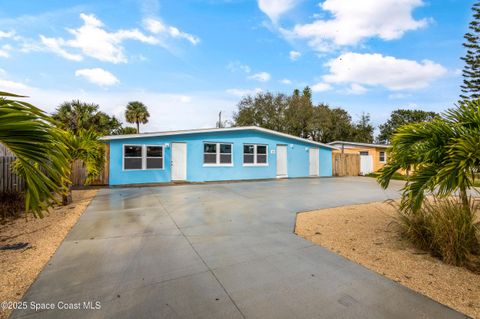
top-left (276, 145), bottom-right (288, 178)
top-left (309, 148), bottom-right (319, 176)
top-left (171, 143), bottom-right (187, 181)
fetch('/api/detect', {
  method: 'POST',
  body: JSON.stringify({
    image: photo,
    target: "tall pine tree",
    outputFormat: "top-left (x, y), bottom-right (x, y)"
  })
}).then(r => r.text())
top-left (461, 1), bottom-right (480, 100)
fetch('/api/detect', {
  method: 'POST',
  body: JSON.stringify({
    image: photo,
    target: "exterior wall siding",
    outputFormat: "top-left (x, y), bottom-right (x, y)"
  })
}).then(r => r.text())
top-left (108, 129), bottom-right (333, 185)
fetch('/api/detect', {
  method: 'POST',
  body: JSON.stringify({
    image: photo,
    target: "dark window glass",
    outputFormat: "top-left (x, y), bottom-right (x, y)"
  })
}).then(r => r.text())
top-left (244, 154), bottom-right (254, 164)
top-left (359, 151), bottom-right (369, 156)
top-left (124, 158), bottom-right (142, 170)
top-left (379, 152), bottom-right (386, 162)
top-left (147, 146), bottom-right (162, 157)
top-left (220, 143), bottom-right (231, 154)
top-left (125, 145), bottom-right (142, 157)
top-left (244, 145), bottom-right (254, 154)
top-left (147, 158), bottom-right (163, 169)
top-left (204, 154), bottom-right (217, 164)
top-left (204, 143), bottom-right (216, 153)
top-left (257, 154), bottom-right (267, 164)
top-left (220, 154), bottom-right (232, 164)
top-left (257, 145), bottom-right (267, 154)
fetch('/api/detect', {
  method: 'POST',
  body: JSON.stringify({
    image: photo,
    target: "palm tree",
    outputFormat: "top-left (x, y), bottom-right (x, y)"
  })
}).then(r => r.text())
top-left (62, 129), bottom-right (105, 204)
top-left (0, 92), bottom-right (70, 217)
top-left (378, 99), bottom-right (480, 213)
top-left (53, 100), bottom-right (121, 135)
top-left (125, 101), bottom-right (150, 133)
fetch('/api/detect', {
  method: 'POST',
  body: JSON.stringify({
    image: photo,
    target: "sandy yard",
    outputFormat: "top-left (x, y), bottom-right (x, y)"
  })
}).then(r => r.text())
top-left (295, 201), bottom-right (480, 319)
top-left (0, 189), bottom-right (97, 319)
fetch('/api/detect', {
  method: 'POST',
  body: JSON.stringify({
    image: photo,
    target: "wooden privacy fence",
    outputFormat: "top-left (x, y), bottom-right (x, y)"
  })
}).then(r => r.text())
top-left (0, 158), bottom-right (109, 192)
top-left (0, 157), bottom-right (25, 192)
top-left (332, 153), bottom-right (360, 177)
top-left (70, 159), bottom-right (109, 186)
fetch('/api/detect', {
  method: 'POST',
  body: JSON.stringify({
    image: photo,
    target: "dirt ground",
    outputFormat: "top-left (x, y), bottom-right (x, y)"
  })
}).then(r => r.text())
top-left (0, 189), bottom-right (97, 319)
top-left (295, 201), bottom-right (480, 319)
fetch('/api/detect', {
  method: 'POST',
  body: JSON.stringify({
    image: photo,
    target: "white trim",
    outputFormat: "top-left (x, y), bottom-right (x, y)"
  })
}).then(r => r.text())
top-left (203, 142), bottom-right (233, 167)
top-left (123, 144), bottom-right (164, 171)
top-left (101, 126), bottom-right (338, 150)
top-left (242, 144), bottom-right (269, 166)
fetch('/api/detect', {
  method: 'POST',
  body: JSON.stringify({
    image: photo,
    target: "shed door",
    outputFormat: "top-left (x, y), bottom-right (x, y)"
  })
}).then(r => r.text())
top-left (309, 148), bottom-right (319, 176)
top-left (276, 145), bottom-right (288, 178)
top-left (360, 155), bottom-right (373, 175)
top-left (171, 143), bottom-right (187, 181)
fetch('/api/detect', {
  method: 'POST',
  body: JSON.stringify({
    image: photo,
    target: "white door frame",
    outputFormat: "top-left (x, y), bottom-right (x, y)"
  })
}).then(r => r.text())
top-left (171, 142), bottom-right (187, 181)
top-left (309, 148), bottom-right (319, 176)
top-left (276, 144), bottom-right (288, 178)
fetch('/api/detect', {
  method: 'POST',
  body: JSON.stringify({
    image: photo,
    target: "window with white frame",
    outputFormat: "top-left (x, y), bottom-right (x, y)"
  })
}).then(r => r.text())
top-left (379, 151), bottom-right (386, 163)
top-left (203, 142), bottom-right (232, 165)
top-left (146, 146), bottom-right (163, 169)
top-left (124, 145), bottom-right (143, 170)
top-left (124, 145), bottom-right (164, 170)
top-left (243, 144), bottom-right (268, 165)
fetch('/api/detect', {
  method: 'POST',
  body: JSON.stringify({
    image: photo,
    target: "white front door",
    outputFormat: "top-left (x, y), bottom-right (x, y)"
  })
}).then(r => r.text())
top-left (276, 145), bottom-right (288, 178)
top-left (171, 143), bottom-right (187, 181)
top-left (309, 148), bottom-right (319, 176)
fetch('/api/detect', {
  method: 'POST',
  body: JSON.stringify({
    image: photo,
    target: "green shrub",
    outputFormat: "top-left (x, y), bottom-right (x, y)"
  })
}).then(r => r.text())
top-left (396, 197), bottom-right (480, 271)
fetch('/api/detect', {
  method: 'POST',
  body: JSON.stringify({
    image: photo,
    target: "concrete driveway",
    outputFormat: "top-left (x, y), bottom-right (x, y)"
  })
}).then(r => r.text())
top-left (13, 177), bottom-right (466, 319)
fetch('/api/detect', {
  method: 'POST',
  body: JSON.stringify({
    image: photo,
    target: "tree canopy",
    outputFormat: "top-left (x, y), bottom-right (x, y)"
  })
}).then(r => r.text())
top-left (376, 109), bottom-right (438, 144)
top-left (52, 100), bottom-right (121, 136)
top-left (461, 1), bottom-right (480, 100)
top-left (125, 101), bottom-right (150, 134)
top-left (233, 87), bottom-right (374, 143)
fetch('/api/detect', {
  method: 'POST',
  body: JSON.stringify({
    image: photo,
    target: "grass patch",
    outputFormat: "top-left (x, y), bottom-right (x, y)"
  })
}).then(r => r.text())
top-left (366, 171), bottom-right (408, 181)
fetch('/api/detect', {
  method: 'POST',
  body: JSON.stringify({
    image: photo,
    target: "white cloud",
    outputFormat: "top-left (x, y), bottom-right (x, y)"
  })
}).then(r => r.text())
top-left (41, 13), bottom-right (158, 63)
top-left (346, 83), bottom-right (367, 95)
top-left (143, 18), bottom-right (166, 34)
top-left (290, 0), bottom-right (428, 51)
top-left (258, 0), bottom-right (300, 23)
top-left (227, 61), bottom-right (251, 74)
top-left (311, 82), bottom-right (332, 92)
top-left (40, 35), bottom-right (83, 61)
top-left (0, 44), bottom-right (12, 58)
top-left (248, 71), bottom-right (271, 82)
top-left (226, 88), bottom-right (263, 97)
top-left (280, 78), bottom-right (292, 84)
top-left (289, 50), bottom-right (301, 61)
top-left (178, 95), bottom-right (191, 103)
top-left (0, 78), bottom-right (29, 91)
top-left (0, 69), bottom-right (31, 91)
top-left (323, 52), bottom-right (446, 91)
top-left (143, 17), bottom-right (200, 45)
top-left (0, 31), bottom-right (15, 39)
top-left (75, 68), bottom-right (119, 86)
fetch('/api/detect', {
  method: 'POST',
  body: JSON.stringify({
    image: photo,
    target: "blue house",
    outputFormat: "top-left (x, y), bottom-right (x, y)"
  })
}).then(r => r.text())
top-left (101, 126), bottom-right (336, 186)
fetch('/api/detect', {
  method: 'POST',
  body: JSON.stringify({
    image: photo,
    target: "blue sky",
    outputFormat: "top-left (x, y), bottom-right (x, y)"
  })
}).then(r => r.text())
top-left (0, 0), bottom-right (473, 132)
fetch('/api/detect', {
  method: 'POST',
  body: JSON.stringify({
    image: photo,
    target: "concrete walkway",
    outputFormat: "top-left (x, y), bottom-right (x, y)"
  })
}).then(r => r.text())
top-left (13, 177), bottom-right (467, 318)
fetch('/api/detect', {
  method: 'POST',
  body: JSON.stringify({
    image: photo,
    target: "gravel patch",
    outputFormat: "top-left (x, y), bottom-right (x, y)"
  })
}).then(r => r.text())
top-left (295, 201), bottom-right (480, 319)
top-left (0, 189), bottom-right (97, 319)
